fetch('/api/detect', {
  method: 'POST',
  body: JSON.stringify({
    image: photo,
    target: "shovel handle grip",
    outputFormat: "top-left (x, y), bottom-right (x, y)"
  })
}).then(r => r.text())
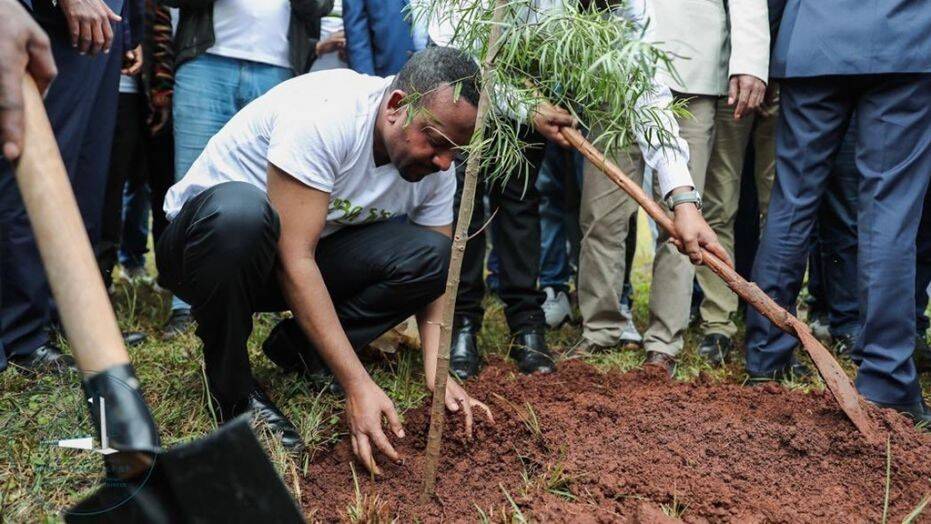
top-left (13, 75), bottom-right (129, 375)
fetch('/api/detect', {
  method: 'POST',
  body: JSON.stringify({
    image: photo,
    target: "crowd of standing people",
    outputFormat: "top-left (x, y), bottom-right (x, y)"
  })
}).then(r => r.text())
top-left (1, 0), bottom-right (929, 476)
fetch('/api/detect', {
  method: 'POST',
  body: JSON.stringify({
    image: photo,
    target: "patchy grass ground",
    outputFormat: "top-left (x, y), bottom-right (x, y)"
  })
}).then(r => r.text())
top-left (1, 213), bottom-right (929, 521)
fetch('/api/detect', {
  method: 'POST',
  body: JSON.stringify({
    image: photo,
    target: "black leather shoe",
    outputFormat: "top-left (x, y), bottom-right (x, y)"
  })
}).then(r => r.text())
top-left (161, 308), bottom-right (193, 340)
top-left (234, 388), bottom-right (305, 453)
top-left (871, 398), bottom-right (931, 425)
top-left (747, 355), bottom-right (813, 382)
top-left (509, 329), bottom-right (554, 375)
top-left (123, 331), bottom-right (147, 347)
top-left (698, 334), bottom-right (732, 367)
top-left (913, 335), bottom-right (931, 374)
top-left (10, 344), bottom-right (76, 374)
top-left (450, 317), bottom-right (482, 380)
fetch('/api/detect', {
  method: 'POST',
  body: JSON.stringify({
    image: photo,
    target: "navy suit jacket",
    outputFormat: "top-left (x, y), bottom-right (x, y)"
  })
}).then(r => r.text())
top-left (769, 0), bottom-right (931, 78)
top-left (342, 0), bottom-right (415, 76)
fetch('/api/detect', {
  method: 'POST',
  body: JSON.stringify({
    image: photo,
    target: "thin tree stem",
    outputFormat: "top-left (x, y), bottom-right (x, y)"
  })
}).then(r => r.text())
top-left (420, 0), bottom-right (510, 502)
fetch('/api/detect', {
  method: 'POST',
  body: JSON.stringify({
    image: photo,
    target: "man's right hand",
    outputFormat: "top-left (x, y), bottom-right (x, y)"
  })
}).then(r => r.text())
top-left (59, 0), bottom-right (122, 55)
top-left (344, 378), bottom-right (405, 476)
top-left (0, 0), bottom-right (57, 160)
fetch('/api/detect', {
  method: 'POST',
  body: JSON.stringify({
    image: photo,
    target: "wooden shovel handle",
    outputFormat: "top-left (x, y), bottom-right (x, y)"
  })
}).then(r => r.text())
top-left (12, 75), bottom-right (128, 375)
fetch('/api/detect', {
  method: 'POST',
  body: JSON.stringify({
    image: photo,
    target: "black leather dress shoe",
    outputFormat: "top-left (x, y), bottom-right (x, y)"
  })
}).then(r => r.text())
top-left (233, 388), bottom-right (305, 453)
top-left (747, 355), bottom-right (813, 382)
top-left (10, 344), bottom-right (76, 374)
top-left (698, 334), bottom-right (732, 367)
top-left (509, 329), bottom-right (555, 375)
top-left (123, 331), bottom-right (147, 347)
top-left (871, 398), bottom-right (931, 425)
top-left (450, 317), bottom-right (482, 380)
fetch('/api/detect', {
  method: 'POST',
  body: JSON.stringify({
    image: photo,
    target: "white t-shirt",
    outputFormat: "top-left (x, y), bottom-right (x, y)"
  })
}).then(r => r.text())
top-left (164, 69), bottom-right (456, 238)
top-left (207, 0), bottom-right (292, 69)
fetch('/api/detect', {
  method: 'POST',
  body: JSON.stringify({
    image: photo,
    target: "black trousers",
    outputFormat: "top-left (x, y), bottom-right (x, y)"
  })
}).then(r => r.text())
top-left (0, 9), bottom-right (122, 366)
top-left (454, 128), bottom-right (548, 333)
top-left (155, 182), bottom-right (451, 415)
top-left (97, 93), bottom-right (176, 287)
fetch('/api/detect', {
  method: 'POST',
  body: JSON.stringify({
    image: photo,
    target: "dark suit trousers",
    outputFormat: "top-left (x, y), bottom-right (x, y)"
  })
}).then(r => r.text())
top-left (746, 74), bottom-right (931, 404)
top-left (453, 128), bottom-right (548, 334)
top-left (0, 10), bottom-right (123, 367)
top-left (155, 182), bottom-right (451, 416)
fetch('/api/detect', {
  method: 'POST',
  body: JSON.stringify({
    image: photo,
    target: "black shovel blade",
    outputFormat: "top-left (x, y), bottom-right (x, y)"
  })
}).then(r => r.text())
top-left (66, 415), bottom-right (305, 523)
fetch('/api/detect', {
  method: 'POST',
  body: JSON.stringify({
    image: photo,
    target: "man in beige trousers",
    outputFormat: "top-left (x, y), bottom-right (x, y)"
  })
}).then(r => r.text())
top-left (576, 0), bottom-right (769, 375)
top-left (696, 86), bottom-right (780, 366)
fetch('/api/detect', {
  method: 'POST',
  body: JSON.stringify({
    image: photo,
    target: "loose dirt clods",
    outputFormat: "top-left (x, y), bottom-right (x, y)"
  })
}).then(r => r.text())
top-left (301, 358), bottom-right (931, 522)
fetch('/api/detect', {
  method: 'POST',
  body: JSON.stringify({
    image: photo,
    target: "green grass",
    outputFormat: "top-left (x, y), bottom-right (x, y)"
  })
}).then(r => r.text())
top-left (1, 212), bottom-right (929, 521)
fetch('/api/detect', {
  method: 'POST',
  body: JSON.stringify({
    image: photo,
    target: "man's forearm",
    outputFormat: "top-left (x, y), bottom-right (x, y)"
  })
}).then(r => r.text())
top-left (277, 258), bottom-right (372, 391)
top-left (417, 295), bottom-right (445, 387)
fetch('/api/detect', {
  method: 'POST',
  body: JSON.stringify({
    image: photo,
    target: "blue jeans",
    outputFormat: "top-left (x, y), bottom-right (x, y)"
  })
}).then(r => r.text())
top-left (119, 180), bottom-right (151, 269)
top-left (536, 144), bottom-right (582, 292)
top-left (170, 53), bottom-right (292, 311)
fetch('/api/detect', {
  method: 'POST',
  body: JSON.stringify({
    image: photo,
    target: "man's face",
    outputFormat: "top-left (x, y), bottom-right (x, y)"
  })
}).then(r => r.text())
top-left (383, 85), bottom-right (477, 182)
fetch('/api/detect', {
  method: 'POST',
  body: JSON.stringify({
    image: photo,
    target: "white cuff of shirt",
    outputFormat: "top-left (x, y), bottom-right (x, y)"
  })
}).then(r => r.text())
top-left (655, 159), bottom-right (694, 199)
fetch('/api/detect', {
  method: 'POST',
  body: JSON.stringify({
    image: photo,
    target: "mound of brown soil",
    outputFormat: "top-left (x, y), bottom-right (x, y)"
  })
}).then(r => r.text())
top-left (299, 359), bottom-right (931, 522)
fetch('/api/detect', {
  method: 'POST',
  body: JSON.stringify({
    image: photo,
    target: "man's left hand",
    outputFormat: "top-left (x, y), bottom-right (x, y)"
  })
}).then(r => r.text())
top-left (727, 74), bottom-right (766, 120)
top-left (121, 44), bottom-right (142, 76)
top-left (671, 202), bottom-right (733, 268)
top-left (531, 100), bottom-right (575, 148)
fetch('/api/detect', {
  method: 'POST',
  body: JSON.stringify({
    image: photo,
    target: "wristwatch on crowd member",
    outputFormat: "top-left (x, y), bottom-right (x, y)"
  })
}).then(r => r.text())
top-left (666, 189), bottom-right (702, 211)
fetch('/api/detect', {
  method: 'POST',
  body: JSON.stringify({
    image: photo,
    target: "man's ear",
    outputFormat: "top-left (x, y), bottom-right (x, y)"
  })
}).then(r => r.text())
top-left (384, 89), bottom-right (407, 125)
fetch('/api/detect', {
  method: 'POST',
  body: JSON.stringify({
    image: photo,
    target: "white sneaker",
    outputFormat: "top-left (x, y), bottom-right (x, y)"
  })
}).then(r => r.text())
top-left (542, 287), bottom-right (572, 329)
top-left (618, 303), bottom-right (643, 346)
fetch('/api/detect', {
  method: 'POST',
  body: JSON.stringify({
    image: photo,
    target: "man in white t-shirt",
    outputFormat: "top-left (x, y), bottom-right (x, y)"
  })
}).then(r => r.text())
top-left (157, 47), bottom-right (491, 474)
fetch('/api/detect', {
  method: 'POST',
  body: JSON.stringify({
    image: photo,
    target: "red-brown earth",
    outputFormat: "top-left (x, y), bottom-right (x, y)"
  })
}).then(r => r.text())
top-left (300, 358), bottom-right (931, 522)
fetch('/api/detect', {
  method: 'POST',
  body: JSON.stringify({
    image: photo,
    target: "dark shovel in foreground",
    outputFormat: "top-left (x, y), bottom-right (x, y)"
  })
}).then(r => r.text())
top-left (15, 75), bottom-right (304, 522)
top-left (65, 415), bottom-right (302, 522)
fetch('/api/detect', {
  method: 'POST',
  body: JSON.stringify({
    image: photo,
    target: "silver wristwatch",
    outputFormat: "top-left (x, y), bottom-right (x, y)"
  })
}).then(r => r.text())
top-left (666, 189), bottom-right (703, 211)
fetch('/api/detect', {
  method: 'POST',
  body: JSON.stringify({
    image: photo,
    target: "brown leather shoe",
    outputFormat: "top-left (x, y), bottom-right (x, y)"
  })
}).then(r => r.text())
top-left (644, 351), bottom-right (675, 378)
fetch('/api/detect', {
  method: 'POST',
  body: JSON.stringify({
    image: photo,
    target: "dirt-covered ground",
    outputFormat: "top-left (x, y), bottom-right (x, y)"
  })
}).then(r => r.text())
top-left (301, 358), bottom-right (931, 522)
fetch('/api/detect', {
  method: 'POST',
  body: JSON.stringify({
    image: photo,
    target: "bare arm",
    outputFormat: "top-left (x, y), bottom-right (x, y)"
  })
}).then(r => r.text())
top-left (415, 224), bottom-right (493, 437)
top-left (266, 163), bottom-right (404, 475)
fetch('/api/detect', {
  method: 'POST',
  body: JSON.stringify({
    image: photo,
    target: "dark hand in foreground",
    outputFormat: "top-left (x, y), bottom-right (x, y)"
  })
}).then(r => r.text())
top-left (0, 0), bottom-right (57, 160)
top-left (671, 202), bottom-right (733, 268)
top-left (531, 100), bottom-right (576, 148)
top-left (121, 44), bottom-right (143, 75)
top-left (315, 30), bottom-right (345, 57)
top-left (728, 74), bottom-right (766, 120)
top-left (345, 379), bottom-right (405, 476)
top-left (59, 0), bottom-right (122, 55)
top-left (435, 378), bottom-right (494, 440)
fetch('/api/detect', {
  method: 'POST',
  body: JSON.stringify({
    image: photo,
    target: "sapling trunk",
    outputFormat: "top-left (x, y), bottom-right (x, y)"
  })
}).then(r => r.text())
top-left (420, 0), bottom-right (510, 501)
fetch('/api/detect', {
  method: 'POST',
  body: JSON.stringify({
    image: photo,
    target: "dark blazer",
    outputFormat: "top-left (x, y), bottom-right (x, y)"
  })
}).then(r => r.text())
top-left (342, 0), bottom-right (415, 76)
top-left (769, 0), bottom-right (931, 78)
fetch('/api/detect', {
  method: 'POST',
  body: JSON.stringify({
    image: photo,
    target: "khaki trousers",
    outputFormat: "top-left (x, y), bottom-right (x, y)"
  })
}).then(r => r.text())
top-left (695, 97), bottom-right (778, 337)
top-left (579, 95), bottom-right (716, 355)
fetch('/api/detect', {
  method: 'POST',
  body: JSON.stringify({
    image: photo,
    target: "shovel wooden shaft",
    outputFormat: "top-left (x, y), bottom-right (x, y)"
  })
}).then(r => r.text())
top-left (562, 126), bottom-right (881, 443)
top-left (13, 75), bottom-right (128, 375)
